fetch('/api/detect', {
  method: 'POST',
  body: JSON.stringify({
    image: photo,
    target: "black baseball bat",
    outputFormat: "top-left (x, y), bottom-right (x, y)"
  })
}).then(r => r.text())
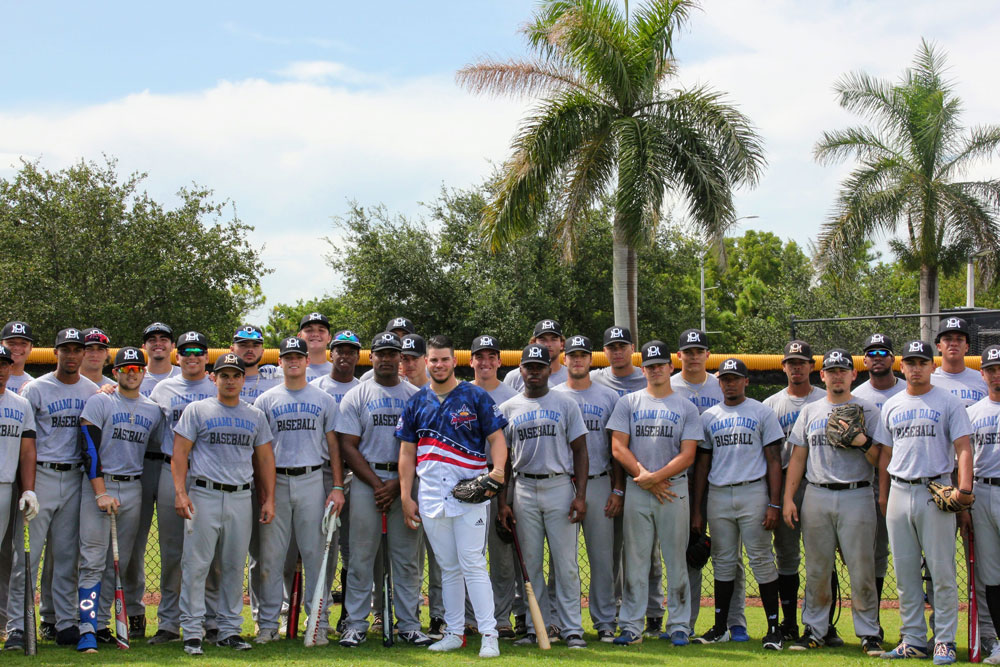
top-left (381, 512), bottom-right (393, 647)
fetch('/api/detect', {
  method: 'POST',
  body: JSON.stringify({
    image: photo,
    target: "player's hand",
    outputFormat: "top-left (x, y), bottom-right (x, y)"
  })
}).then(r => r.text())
top-left (763, 505), bottom-right (779, 531)
top-left (497, 504), bottom-right (515, 532)
top-left (97, 494), bottom-right (120, 515)
top-left (648, 479), bottom-right (677, 504)
top-left (18, 491), bottom-right (39, 522)
top-left (691, 510), bottom-right (704, 534)
top-left (402, 496), bottom-right (421, 530)
top-left (959, 510), bottom-right (972, 542)
top-left (175, 491), bottom-right (195, 519)
top-left (568, 496), bottom-right (586, 523)
top-left (633, 464), bottom-right (657, 489)
top-left (604, 492), bottom-right (623, 518)
top-left (260, 499), bottom-right (275, 524)
top-left (782, 502), bottom-right (799, 528)
top-left (324, 488), bottom-right (346, 514)
top-left (97, 383), bottom-right (117, 395)
top-left (374, 478), bottom-right (401, 511)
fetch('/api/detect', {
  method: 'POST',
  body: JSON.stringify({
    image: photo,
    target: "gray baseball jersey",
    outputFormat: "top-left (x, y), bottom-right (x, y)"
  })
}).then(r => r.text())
top-left (239, 365), bottom-right (284, 402)
top-left (174, 398), bottom-right (272, 486)
top-left (139, 366), bottom-right (181, 398)
top-left (310, 375), bottom-right (360, 405)
top-left (503, 365), bottom-right (569, 392)
top-left (589, 366), bottom-right (646, 397)
top-left (881, 386), bottom-right (974, 479)
top-left (670, 373), bottom-right (724, 415)
top-left (552, 382), bottom-right (620, 474)
top-left (968, 397), bottom-right (1000, 478)
top-left (699, 398), bottom-right (784, 486)
top-left (484, 382), bottom-right (518, 406)
top-left (763, 386), bottom-right (826, 467)
top-left (336, 380), bottom-right (417, 464)
top-left (852, 377), bottom-right (905, 409)
top-left (500, 391), bottom-right (588, 474)
top-left (0, 390), bottom-right (34, 483)
top-left (254, 384), bottom-right (337, 467)
top-left (788, 397), bottom-right (888, 484)
top-left (306, 361), bottom-right (333, 384)
top-left (5, 372), bottom-right (32, 396)
top-left (931, 367), bottom-right (988, 407)
top-left (606, 390), bottom-right (702, 470)
top-left (21, 372), bottom-right (98, 463)
top-left (80, 392), bottom-right (166, 476)
top-left (94, 376), bottom-right (116, 388)
top-left (149, 375), bottom-right (217, 454)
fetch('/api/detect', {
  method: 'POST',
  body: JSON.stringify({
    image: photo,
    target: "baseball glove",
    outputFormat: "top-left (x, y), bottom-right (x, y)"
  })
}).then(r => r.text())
top-left (927, 480), bottom-right (974, 513)
top-left (495, 517), bottom-right (514, 544)
top-left (826, 403), bottom-right (868, 449)
top-left (686, 531), bottom-right (711, 570)
top-left (451, 473), bottom-right (503, 504)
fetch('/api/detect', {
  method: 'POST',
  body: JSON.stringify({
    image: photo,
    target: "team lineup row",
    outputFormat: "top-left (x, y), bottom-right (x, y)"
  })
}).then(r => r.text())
top-left (0, 313), bottom-right (992, 662)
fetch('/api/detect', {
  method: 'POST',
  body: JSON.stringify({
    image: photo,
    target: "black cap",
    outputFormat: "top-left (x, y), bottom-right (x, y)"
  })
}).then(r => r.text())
top-left (113, 347), bottom-right (147, 368)
top-left (0, 346), bottom-right (11, 363)
top-left (901, 340), bottom-right (935, 361)
top-left (1, 321), bottom-right (34, 343)
top-left (936, 316), bottom-right (970, 343)
top-left (213, 353), bottom-right (246, 373)
top-left (232, 324), bottom-right (264, 343)
top-left (471, 335), bottom-right (500, 354)
top-left (371, 332), bottom-right (402, 352)
top-left (386, 317), bottom-right (415, 335)
top-left (401, 334), bottom-right (426, 357)
top-left (678, 329), bottom-right (708, 350)
top-left (176, 331), bottom-right (209, 350)
top-left (565, 335), bottom-right (592, 353)
top-left (299, 312), bottom-right (330, 331)
top-left (863, 333), bottom-right (894, 353)
top-left (822, 348), bottom-right (854, 370)
top-left (603, 326), bottom-right (632, 346)
top-left (982, 345), bottom-right (1000, 369)
top-left (279, 337), bottom-right (309, 357)
top-left (782, 340), bottom-right (813, 362)
top-left (641, 340), bottom-right (672, 366)
top-left (532, 319), bottom-right (563, 338)
top-left (718, 357), bottom-right (749, 377)
top-left (520, 344), bottom-right (551, 366)
top-left (142, 322), bottom-right (174, 342)
top-left (330, 330), bottom-right (362, 350)
top-left (54, 328), bottom-right (84, 348)
top-left (82, 327), bottom-right (110, 347)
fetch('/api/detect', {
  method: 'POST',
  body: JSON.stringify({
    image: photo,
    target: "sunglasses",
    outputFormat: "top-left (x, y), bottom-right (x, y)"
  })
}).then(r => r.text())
top-left (234, 330), bottom-right (263, 340)
top-left (178, 347), bottom-right (207, 357)
top-left (116, 365), bottom-right (145, 374)
top-left (865, 350), bottom-right (891, 358)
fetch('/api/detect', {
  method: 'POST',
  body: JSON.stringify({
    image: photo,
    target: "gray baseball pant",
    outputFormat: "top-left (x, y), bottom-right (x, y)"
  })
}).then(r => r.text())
top-left (887, 476), bottom-right (958, 646)
top-left (707, 479), bottom-right (779, 584)
top-left (774, 478), bottom-right (805, 575)
top-left (972, 480), bottom-right (1000, 643)
top-left (179, 485), bottom-right (252, 639)
top-left (613, 515), bottom-right (663, 617)
top-left (580, 473), bottom-right (617, 631)
top-left (800, 484), bottom-right (879, 637)
top-left (0, 483), bottom-right (16, 627)
top-left (123, 455), bottom-right (161, 616)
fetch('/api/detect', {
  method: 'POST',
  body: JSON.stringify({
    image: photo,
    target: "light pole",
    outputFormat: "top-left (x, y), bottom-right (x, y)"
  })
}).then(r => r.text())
top-left (700, 215), bottom-right (758, 332)
top-left (968, 249), bottom-right (991, 308)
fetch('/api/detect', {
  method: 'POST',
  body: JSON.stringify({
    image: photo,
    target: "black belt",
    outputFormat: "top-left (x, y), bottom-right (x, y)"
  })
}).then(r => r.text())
top-left (144, 452), bottom-right (168, 461)
top-left (105, 473), bottom-right (141, 482)
top-left (718, 476), bottom-right (764, 488)
top-left (975, 476), bottom-right (1000, 486)
top-left (812, 481), bottom-right (870, 491)
top-left (276, 465), bottom-right (323, 476)
top-left (38, 462), bottom-right (75, 472)
top-left (891, 474), bottom-right (942, 485)
top-left (194, 479), bottom-right (250, 493)
top-left (521, 472), bottom-right (565, 480)
top-left (588, 471), bottom-right (609, 480)
top-left (373, 462), bottom-right (398, 472)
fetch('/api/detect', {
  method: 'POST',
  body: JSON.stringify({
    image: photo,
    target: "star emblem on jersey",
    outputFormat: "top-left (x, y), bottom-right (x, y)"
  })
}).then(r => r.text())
top-left (449, 405), bottom-right (478, 430)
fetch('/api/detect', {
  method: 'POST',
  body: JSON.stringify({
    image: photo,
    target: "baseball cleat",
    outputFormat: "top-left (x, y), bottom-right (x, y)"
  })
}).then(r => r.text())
top-left (399, 630), bottom-right (433, 646)
top-left (338, 628), bottom-right (366, 647)
top-left (692, 626), bottom-right (730, 644)
top-left (598, 629), bottom-right (615, 643)
top-left (880, 642), bottom-right (929, 659)
top-left (789, 626), bottom-right (824, 650)
top-left (824, 625), bottom-right (844, 647)
top-left (762, 630), bottom-right (783, 651)
top-left (183, 638), bottom-right (203, 655)
top-left (862, 636), bottom-right (884, 656)
top-left (479, 635), bottom-right (500, 658)
top-left (612, 630), bottom-right (642, 646)
top-left (729, 624), bottom-right (750, 642)
top-left (565, 634), bottom-right (586, 649)
top-left (932, 642), bottom-right (956, 665)
top-left (428, 633), bottom-right (465, 651)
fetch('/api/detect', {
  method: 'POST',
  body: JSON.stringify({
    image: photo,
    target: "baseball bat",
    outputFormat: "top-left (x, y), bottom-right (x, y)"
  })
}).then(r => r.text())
top-left (110, 513), bottom-right (129, 649)
top-left (969, 527), bottom-right (981, 663)
top-left (287, 556), bottom-right (303, 639)
top-left (511, 523), bottom-right (550, 650)
top-left (381, 512), bottom-right (393, 647)
top-left (304, 509), bottom-right (338, 647)
top-left (23, 517), bottom-right (36, 656)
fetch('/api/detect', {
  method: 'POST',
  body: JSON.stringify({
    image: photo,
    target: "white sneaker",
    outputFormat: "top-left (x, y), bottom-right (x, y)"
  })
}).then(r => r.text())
top-left (255, 628), bottom-right (280, 644)
top-left (428, 633), bottom-right (465, 652)
top-left (985, 643), bottom-right (1000, 665)
top-left (480, 635), bottom-right (499, 658)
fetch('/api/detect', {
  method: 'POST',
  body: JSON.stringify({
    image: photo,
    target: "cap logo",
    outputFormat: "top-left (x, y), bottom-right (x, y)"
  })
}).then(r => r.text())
top-left (647, 345), bottom-right (662, 357)
top-left (541, 320), bottom-right (555, 330)
top-left (224, 354), bottom-right (238, 364)
top-left (379, 334), bottom-right (395, 343)
top-left (308, 312), bottom-right (322, 321)
top-left (686, 332), bottom-right (700, 343)
top-left (342, 330), bottom-right (355, 338)
top-left (402, 338), bottom-right (415, 350)
top-left (989, 348), bottom-right (1000, 361)
top-left (828, 351), bottom-right (844, 363)
top-left (570, 336), bottom-right (585, 347)
top-left (610, 328), bottom-right (623, 339)
top-left (10, 324), bottom-right (26, 335)
top-left (946, 317), bottom-right (961, 328)
top-left (122, 349), bottom-right (139, 361)
top-left (528, 347), bottom-right (543, 358)
top-left (479, 336), bottom-right (494, 347)
top-left (184, 332), bottom-right (200, 342)
top-left (788, 342), bottom-right (802, 353)
top-left (870, 334), bottom-right (885, 343)
top-left (392, 318), bottom-right (406, 327)
top-left (723, 359), bottom-right (737, 371)
top-left (908, 341), bottom-right (923, 353)
top-left (65, 329), bottom-right (80, 339)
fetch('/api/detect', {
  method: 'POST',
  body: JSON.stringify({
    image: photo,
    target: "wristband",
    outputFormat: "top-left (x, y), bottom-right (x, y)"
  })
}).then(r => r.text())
top-left (612, 488), bottom-right (624, 497)
top-left (767, 503), bottom-right (781, 509)
top-left (95, 493), bottom-right (108, 501)
top-left (960, 489), bottom-right (973, 495)
top-left (332, 485), bottom-right (344, 491)
top-left (859, 435), bottom-right (873, 452)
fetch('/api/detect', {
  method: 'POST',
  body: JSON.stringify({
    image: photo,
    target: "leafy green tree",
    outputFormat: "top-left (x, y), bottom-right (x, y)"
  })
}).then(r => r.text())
top-left (458, 0), bottom-right (765, 337)
top-left (814, 40), bottom-right (1000, 341)
top-left (0, 158), bottom-right (269, 346)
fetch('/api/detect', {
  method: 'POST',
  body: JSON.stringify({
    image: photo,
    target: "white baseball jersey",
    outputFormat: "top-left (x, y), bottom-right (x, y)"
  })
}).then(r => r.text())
top-left (606, 390), bottom-right (702, 472)
top-left (239, 365), bottom-right (284, 402)
top-left (336, 380), bottom-right (417, 466)
top-left (552, 382), bottom-right (621, 474)
top-left (0, 390), bottom-right (34, 483)
top-left (881, 386), bottom-right (973, 479)
top-left (852, 377), bottom-right (905, 410)
top-left (589, 366), bottom-right (646, 397)
top-left (699, 398), bottom-right (784, 486)
top-left (500, 390), bottom-right (588, 475)
top-left (5, 372), bottom-right (32, 395)
top-left (503, 365), bottom-right (569, 392)
top-left (670, 372), bottom-right (724, 414)
top-left (787, 397), bottom-right (887, 485)
top-left (254, 384), bottom-right (337, 467)
top-left (967, 397), bottom-right (1000, 478)
top-left (149, 375), bottom-right (217, 455)
top-left (931, 367), bottom-right (988, 407)
top-left (763, 386), bottom-right (825, 467)
top-left (80, 392), bottom-right (166, 476)
top-left (21, 372), bottom-right (99, 463)
top-left (139, 366), bottom-right (181, 398)
top-left (174, 397), bottom-right (272, 487)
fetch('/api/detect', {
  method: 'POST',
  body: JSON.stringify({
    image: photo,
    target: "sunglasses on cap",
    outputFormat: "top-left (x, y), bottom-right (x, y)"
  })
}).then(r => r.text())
top-left (178, 347), bottom-right (207, 357)
top-left (85, 331), bottom-right (110, 345)
top-left (865, 350), bottom-right (891, 358)
top-left (234, 330), bottom-right (263, 341)
top-left (116, 365), bottom-right (145, 374)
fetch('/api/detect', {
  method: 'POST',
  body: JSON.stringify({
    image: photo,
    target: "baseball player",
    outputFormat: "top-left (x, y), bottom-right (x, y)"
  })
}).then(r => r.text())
top-left (5, 328), bottom-right (98, 647)
top-left (969, 344), bottom-right (1000, 665)
top-left (253, 337), bottom-right (344, 644)
top-left (396, 335), bottom-right (509, 657)
top-left (80, 329), bottom-right (115, 388)
top-left (781, 349), bottom-right (886, 656)
top-left (1, 321), bottom-right (34, 395)
top-left (298, 313), bottom-right (333, 383)
top-left (502, 320), bottom-right (568, 391)
top-left (496, 343), bottom-right (588, 648)
top-left (590, 326), bottom-right (646, 396)
top-left (0, 344), bottom-right (37, 653)
top-left (671, 328), bottom-right (746, 639)
top-left (691, 357), bottom-right (784, 649)
top-left (359, 317), bottom-right (415, 382)
top-left (553, 335), bottom-right (623, 642)
top-left (172, 353), bottom-right (276, 655)
top-left (763, 340), bottom-right (824, 641)
top-left (608, 340), bottom-right (699, 646)
top-left (401, 335), bottom-right (428, 388)
top-left (337, 332), bottom-right (429, 647)
top-left (878, 339), bottom-right (974, 663)
top-left (75, 346), bottom-right (165, 652)
top-left (147, 331), bottom-right (218, 644)
top-left (932, 317), bottom-right (987, 407)
top-left (232, 325), bottom-right (283, 402)
top-left (139, 322), bottom-right (180, 397)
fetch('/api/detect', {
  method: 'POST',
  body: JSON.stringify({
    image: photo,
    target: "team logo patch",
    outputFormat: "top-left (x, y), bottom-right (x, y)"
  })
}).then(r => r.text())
top-left (870, 334), bottom-right (884, 344)
top-left (788, 342), bottom-right (802, 353)
top-left (184, 332), bottom-right (200, 342)
top-left (527, 347), bottom-right (543, 358)
top-left (403, 338), bottom-right (415, 350)
top-left (449, 404), bottom-right (478, 430)
top-left (479, 336), bottom-right (494, 347)
top-left (570, 336), bottom-right (585, 347)
top-left (541, 320), bottom-right (555, 330)
top-left (392, 318), bottom-right (407, 328)
top-left (722, 359), bottom-right (737, 371)
top-left (610, 328), bottom-right (624, 339)
top-left (828, 351), bottom-right (844, 362)
top-left (65, 328), bottom-right (80, 339)
top-left (122, 349), bottom-right (139, 361)
top-left (686, 332), bottom-right (701, 343)
top-left (989, 348), bottom-right (1000, 361)
top-left (946, 317), bottom-right (961, 328)
top-left (10, 323), bottom-right (26, 335)
top-left (307, 312), bottom-right (323, 321)
top-left (647, 345), bottom-right (662, 357)
top-left (908, 341), bottom-right (923, 353)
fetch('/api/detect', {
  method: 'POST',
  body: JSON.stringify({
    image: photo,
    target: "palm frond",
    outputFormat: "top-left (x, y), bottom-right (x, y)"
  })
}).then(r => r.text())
top-left (816, 176), bottom-right (909, 272)
top-left (456, 59), bottom-right (603, 102)
top-left (556, 122), bottom-right (617, 259)
top-left (630, 0), bottom-right (694, 90)
top-left (833, 70), bottom-right (911, 139)
top-left (940, 125), bottom-right (1000, 179)
top-left (814, 126), bottom-right (903, 167)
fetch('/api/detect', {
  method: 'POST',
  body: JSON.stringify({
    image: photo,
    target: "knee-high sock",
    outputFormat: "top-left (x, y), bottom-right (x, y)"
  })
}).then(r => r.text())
top-left (777, 573), bottom-right (799, 626)
top-left (713, 580), bottom-right (735, 633)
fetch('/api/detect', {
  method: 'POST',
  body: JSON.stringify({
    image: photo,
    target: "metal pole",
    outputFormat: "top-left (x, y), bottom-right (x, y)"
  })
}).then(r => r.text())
top-left (700, 254), bottom-right (706, 332)
top-left (790, 315), bottom-right (797, 341)
top-left (968, 256), bottom-right (976, 308)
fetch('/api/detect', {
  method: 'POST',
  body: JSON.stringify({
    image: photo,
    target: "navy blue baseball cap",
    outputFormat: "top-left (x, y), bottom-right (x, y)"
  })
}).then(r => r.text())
top-left (142, 322), bottom-right (173, 342)
top-left (565, 335), bottom-right (592, 353)
top-left (901, 340), bottom-right (935, 361)
top-left (114, 347), bottom-right (146, 368)
top-left (520, 344), bottom-right (551, 366)
top-left (213, 353), bottom-right (246, 373)
top-left (1, 321), bottom-right (34, 343)
top-left (822, 349), bottom-right (853, 370)
top-left (718, 357), bottom-right (749, 377)
top-left (641, 340), bottom-right (671, 366)
top-left (233, 324), bottom-right (264, 342)
top-left (471, 335), bottom-right (500, 354)
top-left (371, 332), bottom-right (402, 352)
top-left (279, 337), bottom-right (309, 357)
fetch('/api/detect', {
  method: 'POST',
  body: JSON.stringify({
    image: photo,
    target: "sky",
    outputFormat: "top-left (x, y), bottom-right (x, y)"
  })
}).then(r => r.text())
top-left (2, 1), bottom-right (999, 323)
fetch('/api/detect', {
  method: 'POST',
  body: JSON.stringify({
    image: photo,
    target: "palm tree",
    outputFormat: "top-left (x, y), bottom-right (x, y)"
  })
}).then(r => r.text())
top-left (457, 0), bottom-right (764, 336)
top-left (815, 39), bottom-right (1000, 342)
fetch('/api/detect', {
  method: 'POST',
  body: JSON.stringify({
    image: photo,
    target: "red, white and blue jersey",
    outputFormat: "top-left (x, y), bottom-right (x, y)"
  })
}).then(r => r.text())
top-left (396, 381), bottom-right (508, 518)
